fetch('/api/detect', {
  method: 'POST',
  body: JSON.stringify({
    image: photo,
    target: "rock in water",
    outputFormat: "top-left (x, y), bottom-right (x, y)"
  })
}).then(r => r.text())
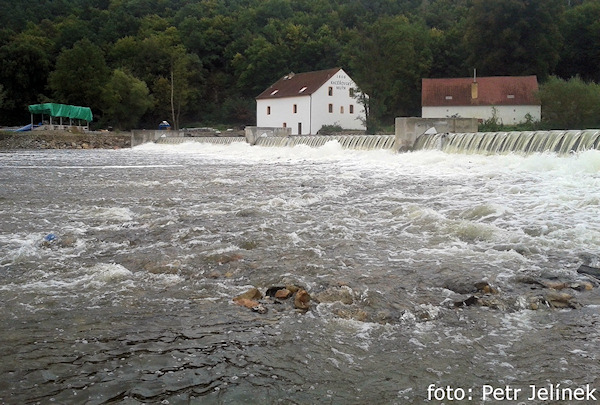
top-left (232, 297), bottom-right (268, 314)
top-left (233, 298), bottom-right (259, 308)
top-left (474, 281), bottom-right (498, 294)
top-left (577, 264), bottom-right (600, 279)
top-left (266, 286), bottom-right (286, 297)
top-left (454, 296), bottom-right (478, 307)
top-left (313, 286), bottom-right (354, 304)
top-left (294, 289), bottom-right (310, 310)
top-left (274, 288), bottom-right (292, 299)
top-left (234, 287), bottom-right (262, 301)
top-left (544, 291), bottom-right (580, 309)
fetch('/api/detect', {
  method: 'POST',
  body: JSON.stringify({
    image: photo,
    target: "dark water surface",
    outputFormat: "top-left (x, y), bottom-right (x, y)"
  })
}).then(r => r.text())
top-left (1, 144), bottom-right (599, 404)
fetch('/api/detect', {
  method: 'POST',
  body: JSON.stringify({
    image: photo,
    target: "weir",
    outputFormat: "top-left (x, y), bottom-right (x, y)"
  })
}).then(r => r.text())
top-left (255, 134), bottom-right (396, 150)
top-left (150, 127), bottom-right (600, 155)
top-left (414, 130), bottom-right (600, 155)
top-left (153, 133), bottom-right (397, 150)
top-left (155, 136), bottom-right (246, 145)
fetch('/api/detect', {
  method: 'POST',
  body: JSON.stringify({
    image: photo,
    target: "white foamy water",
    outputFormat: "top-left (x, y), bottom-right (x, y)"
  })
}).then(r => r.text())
top-left (0, 144), bottom-right (598, 404)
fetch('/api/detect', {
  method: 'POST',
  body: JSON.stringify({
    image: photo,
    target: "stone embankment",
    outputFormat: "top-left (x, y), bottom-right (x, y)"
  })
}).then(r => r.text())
top-left (0, 130), bottom-right (131, 149)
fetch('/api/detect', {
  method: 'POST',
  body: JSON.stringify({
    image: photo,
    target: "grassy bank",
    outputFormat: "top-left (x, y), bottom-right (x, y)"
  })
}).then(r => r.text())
top-left (0, 130), bottom-right (131, 150)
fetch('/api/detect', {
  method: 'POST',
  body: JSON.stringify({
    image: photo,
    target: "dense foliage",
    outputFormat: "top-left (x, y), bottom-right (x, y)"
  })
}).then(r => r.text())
top-left (0, 0), bottom-right (597, 130)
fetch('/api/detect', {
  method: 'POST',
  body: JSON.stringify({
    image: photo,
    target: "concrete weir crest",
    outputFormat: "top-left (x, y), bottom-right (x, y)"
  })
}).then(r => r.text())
top-left (394, 117), bottom-right (479, 152)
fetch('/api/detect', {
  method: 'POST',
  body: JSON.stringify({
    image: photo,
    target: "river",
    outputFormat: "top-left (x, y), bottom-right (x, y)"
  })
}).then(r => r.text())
top-left (1, 142), bottom-right (599, 404)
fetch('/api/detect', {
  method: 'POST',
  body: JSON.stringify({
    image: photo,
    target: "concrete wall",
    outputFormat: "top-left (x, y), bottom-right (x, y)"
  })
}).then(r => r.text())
top-left (131, 130), bottom-right (171, 147)
top-left (422, 105), bottom-right (541, 125)
top-left (395, 117), bottom-right (478, 151)
top-left (245, 127), bottom-right (292, 145)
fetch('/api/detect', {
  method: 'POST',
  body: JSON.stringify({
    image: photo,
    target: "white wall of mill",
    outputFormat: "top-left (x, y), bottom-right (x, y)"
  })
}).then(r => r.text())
top-left (309, 70), bottom-right (366, 134)
top-left (422, 105), bottom-right (541, 125)
top-left (256, 96), bottom-right (311, 134)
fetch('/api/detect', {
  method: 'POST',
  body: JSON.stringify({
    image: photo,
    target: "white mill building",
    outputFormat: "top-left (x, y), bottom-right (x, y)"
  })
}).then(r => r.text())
top-left (255, 67), bottom-right (367, 135)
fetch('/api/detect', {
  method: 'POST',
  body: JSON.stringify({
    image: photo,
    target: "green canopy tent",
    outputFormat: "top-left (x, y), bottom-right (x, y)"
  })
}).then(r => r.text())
top-left (28, 103), bottom-right (93, 130)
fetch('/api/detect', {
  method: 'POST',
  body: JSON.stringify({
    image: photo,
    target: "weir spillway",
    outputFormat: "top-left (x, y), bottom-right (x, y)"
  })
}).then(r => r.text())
top-left (153, 129), bottom-right (600, 155)
top-left (155, 136), bottom-right (246, 145)
top-left (414, 129), bottom-right (600, 155)
top-left (154, 135), bottom-right (397, 150)
top-left (254, 134), bottom-right (396, 150)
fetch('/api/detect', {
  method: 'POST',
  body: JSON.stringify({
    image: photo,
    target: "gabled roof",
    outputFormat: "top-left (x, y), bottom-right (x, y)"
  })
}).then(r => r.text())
top-left (256, 67), bottom-right (342, 100)
top-left (422, 75), bottom-right (540, 107)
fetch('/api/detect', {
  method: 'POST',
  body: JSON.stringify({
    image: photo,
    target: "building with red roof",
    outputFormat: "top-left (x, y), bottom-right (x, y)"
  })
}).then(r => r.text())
top-left (421, 75), bottom-right (541, 125)
top-left (256, 67), bottom-right (366, 135)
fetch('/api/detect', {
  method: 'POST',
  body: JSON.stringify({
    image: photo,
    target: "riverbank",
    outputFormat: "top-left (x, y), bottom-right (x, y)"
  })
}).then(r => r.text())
top-left (0, 130), bottom-right (131, 149)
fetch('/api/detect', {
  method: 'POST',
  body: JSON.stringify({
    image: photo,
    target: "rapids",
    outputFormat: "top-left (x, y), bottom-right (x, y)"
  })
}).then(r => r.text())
top-left (1, 142), bottom-right (599, 404)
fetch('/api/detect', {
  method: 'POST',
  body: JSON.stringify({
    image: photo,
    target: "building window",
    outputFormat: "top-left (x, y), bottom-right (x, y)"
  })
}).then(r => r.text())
top-left (507, 94), bottom-right (515, 99)
top-left (328, 104), bottom-right (333, 113)
top-left (349, 105), bottom-right (354, 114)
top-left (293, 104), bottom-right (297, 113)
top-left (349, 88), bottom-right (355, 97)
top-left (299, 86), bottom-right (307, 93)
top-left (267, 106), bottom-right (271, 115)
top-left (340, 106), bottom-right (344, 114)
top-left (445, 95), bottom-right (453, 100)
top-left (270, 89), bottom-right (279, 96)
top-left (283, 122), bottom-right (287, 127)
top-left (328, 87), bottom-right (333, 96)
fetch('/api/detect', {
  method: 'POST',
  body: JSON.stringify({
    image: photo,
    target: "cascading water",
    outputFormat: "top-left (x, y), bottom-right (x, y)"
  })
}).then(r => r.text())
top-left (155, 134), bottom-right (397, 150)
top-left (255, 134), bottom-right (396, 150)
top-left (414, 129), bottom-right (600, 155)
top-left (155, 130), bottom-right (600, 155)
top-left (156, 135), bottom-right (395, 150)
top-left (156, 136), bottom-right (247, 145)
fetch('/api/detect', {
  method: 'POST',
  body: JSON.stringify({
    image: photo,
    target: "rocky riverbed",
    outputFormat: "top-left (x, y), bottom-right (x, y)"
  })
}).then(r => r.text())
top-left (0, 130), bottom-right (130, 149)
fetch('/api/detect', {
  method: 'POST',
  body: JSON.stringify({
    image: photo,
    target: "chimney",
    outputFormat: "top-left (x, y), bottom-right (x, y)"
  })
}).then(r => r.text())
top-left (471, 68), bottom-right (478, 100)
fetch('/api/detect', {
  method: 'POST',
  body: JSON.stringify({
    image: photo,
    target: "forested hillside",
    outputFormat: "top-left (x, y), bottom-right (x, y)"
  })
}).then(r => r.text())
top-left (0, 0), bottom-right (597, 130)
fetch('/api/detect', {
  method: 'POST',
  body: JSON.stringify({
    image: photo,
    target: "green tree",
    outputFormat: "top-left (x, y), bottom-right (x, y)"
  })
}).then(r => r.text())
top-left (110, 25), bottom-right (202, 127)
top-left (0, 83), bottom-right (6, 108)
top-left (421, 0), bottom-right (471, 78)
top-left (168, 48), bottom-right (202, 129)
top-left (464, 0), bottom-right (563, 80)
top-left (0, 26), bottom-right (52, 113)
top-left (232, 35), bottom-right (288, 97)
top-left (538, 76), bottom-right (600, 129)
top-left (344, 15), bottom-right (432, 130)
top-left (102, 68), bottom-right (154, 130)
top-left (53, 14), bottom-right (96, 51)
top-left (420, 0), bottom-right (471, 31)
top-left (556, 0), bottom-right (600, 82)
top-left (48, 38), bottom-right (109, 111)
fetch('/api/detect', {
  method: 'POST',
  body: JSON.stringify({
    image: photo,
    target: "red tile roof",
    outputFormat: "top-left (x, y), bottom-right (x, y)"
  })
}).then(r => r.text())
top-left (422, 76), bottom-right (540, 107)
top-left (256, 67), bottom-right (341, 99)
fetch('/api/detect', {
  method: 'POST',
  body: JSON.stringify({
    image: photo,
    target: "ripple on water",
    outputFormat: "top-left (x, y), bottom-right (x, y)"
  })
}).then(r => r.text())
top-left (1, 147), bottom-right (599, 403)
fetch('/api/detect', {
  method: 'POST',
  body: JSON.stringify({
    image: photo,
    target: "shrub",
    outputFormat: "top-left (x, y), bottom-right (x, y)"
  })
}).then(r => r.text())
top-left (538, 76), bottom-right (600, 129)
top-left (318, 124), bottom-right (344, 135)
